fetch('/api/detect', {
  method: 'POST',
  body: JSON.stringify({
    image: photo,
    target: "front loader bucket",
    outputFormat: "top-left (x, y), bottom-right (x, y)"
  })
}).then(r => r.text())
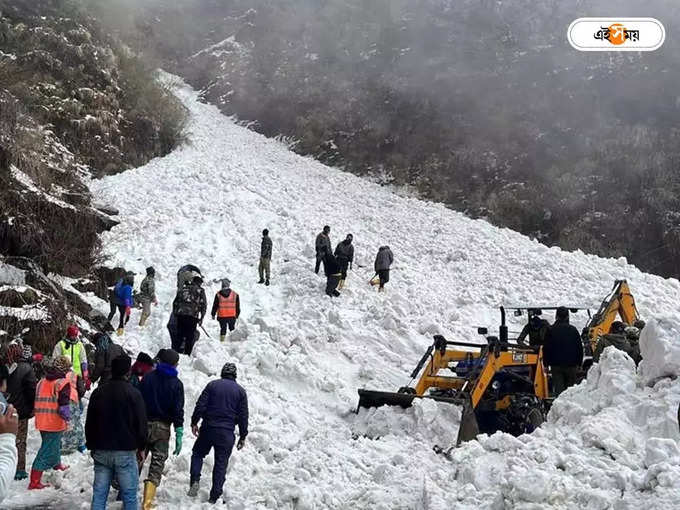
top-left (455, 397), bottom-right (480, 445)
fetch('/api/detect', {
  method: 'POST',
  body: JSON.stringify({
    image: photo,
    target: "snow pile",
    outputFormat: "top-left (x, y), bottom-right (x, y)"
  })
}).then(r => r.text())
top-left (639, 317), bottom-right (680, 385)
top-left (3, 78), bottom-right (680, 509)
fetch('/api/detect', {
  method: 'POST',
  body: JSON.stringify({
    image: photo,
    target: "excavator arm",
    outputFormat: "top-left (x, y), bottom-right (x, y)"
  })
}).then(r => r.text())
top-left (583, 280), bottom-right (639, 355)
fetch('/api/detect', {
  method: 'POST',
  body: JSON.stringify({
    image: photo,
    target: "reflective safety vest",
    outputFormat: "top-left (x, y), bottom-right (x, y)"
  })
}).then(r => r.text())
top-left (66, 371), bottom-right (78, 404)
top-left (35, 378), bottom-right (68, 432)
top-left (217, 291), bottom-right (238, 318)
top-left (60, 341), bottom-right (83, 377)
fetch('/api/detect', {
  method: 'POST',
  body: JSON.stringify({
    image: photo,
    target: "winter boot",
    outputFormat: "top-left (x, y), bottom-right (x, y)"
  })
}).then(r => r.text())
top-left (219, 334), bottom-right (226, 343)
top-left (53, 463), bottom-right (69, 471)
top-left (116, 328), bottom-right (124, 336)
top-left (28, 469), bottom-right (49, 490)
top-left (333, 290), bottom-right (341, 297)
top-left (14, 470), bottom-right (28, 481)
top-left (378, 286), bottom-right (385, 293)
top-left (265, 279), bottom-right (270, 286)
top-left (139, 312), bottom-right (149, 327)
top-left (142, 481), bottom-right (157, 510)
top-left (257, 278), bottom-right (265, 284)
top-left (188, 481), bottom-right (200, 498)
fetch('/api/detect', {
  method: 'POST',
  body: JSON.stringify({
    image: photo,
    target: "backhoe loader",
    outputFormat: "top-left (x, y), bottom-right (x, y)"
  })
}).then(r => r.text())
top-left (357, 307), bottom-right (551, 445)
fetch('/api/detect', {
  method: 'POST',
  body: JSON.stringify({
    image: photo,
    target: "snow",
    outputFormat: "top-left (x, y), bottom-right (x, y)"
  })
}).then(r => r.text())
top-left (0, 263), bottom-right (25, 286)
top-left (0, 305), bottom-right (48, 322)
top-left (9, 166), bottom-right (76, 210)
top-left (4, 78), bottom-right (680, 509)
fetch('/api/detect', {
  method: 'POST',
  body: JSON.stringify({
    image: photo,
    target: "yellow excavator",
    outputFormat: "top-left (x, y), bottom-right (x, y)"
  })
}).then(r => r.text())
top-left (581, 279), bottom-right (641, 367)
top-left (357, 307), bottom-right (551, 445)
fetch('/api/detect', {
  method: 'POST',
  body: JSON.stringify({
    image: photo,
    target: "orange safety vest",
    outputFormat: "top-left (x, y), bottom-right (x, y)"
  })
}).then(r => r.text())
top-left (66, 371), bottom-right (78, 404)
top-left (34, 378), bottom-right (68, 432)
top-left (216, 291), bottom-right (238, 319)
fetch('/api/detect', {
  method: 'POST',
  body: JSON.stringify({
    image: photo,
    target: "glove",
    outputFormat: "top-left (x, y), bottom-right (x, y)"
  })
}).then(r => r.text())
top-left (58, 405), bottom-right (71, 422)
top-left (125, 306), bottom-right (131, 317)
top-left (173, 427), bottom-right (183, 455)
top-left (237, 437), bottom-right (246, 450)
top-left (83, 371), bottom-right (91, 391)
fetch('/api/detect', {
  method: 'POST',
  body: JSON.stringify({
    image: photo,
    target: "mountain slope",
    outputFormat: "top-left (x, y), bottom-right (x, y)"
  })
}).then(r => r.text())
top-left (3, 78), bottom-right (680, 509)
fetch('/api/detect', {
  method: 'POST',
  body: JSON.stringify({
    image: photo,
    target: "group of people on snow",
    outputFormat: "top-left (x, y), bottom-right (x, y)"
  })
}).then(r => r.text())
top-left (0, 326), bottom-right (248, 508)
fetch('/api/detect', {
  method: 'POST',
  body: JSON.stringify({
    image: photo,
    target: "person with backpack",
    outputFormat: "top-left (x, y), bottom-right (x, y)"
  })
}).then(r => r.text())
top-left (86, 355), bottom-right (147, 510)
top-left (130, 352), bottom-right (154, 390)
top-left (108, 273), bottom-right (134, 336)
top-left (29, 355), bottom-right (72, 490)
top-left (139, 349), bottom-right (184, 510)
top-left (172, 275), bottom-right (207, 355)
top-left (188, 362), bottom-right (248, 505)
top-left (4, 345), bottom-right (28, 481)
top-left (138, 267), bottom-right (158, 327)
top-left (334, 234), bottom-right (354, 290)
top-left (258, 229), bottom-right (272, 286)
top-left (90, 332), bottom-right (126, 387)
top-left (211, 279), bottom-right (241, 342)
top-left (52, 325), bottom-right (90, 390)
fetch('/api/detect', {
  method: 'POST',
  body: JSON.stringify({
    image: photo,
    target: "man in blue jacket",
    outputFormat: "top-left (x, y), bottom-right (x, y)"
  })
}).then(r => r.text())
top-left (188, 362), bottom-right (248, 504)
top-left (108, 273), bottom-right (134, 336)
top-left (139, 349), bottom-right (184, 510)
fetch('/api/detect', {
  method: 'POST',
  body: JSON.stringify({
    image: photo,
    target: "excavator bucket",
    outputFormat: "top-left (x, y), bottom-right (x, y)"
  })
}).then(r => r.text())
top-left (356, 390), bottom-right (480, 446)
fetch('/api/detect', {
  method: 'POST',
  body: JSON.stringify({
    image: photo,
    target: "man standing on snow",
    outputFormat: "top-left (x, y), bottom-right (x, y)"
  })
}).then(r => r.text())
top-left (373, 246), bottom-right (394, 292)
top-left (324, 251), bottom-right (342, 297)
top-left (315, 225), bottom-right (332, 274)
top-left (543, 307), bottom-right (583, 396)
top-left (139, 349), bottom-right (184, 510)
top-left (108, 273), bottom-right (134, 336)
top-left (188, 362), bottom-right (248, 505)
top-left (86, 355), bottom-right (147, 510)
top-left (172, 275), bottom-right (207, 355)
top-left (334, 234), bottom-right (354, 290)
top-left (211, 279), bottom-right (241, 343)
top-left (90, 332), bottom-right (126, 387)
top-left (52, 325), bottom-right (90, 390)
top-left (138, 266), bottom-right (158, 327)
top-left (258, 229), bottom-right (272, 286)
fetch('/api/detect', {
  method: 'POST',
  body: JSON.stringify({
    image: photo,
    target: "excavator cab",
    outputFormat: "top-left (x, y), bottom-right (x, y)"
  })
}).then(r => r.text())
top-left (357, 307), bottom-right (551, 445)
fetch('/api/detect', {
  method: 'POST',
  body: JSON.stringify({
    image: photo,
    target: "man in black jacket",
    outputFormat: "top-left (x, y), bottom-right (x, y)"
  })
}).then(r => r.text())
top-left (188, 362), bottom-right (248, 504)
top-left (324, 252), bottom-right (342, 297)
top-left (5, 343), bottom-right (36, 480)
top-left (258, 229), bottom-right (272, 286)
top-left (139, 349), bottom-right (184, 509)
top-left (544, 307), bottom-right (584, 396)
top-left (90, 332), bottom-right (126, 387)
top-left (334, 234), bottom-right (354, 290)
top-left (86, 355), bottom-right (147, 510)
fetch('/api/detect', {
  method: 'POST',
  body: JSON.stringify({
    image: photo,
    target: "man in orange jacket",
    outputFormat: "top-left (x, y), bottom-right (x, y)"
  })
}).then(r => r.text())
top-left (211, 279), bottom-right (241, 342)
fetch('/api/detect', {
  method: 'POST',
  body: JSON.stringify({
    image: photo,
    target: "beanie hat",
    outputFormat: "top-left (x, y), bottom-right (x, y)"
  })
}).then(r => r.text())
top-left (111, 355), bottom-right (132, 378)
top-left (221, 278), bottom-right (231, 290)
top-left (66, 324), bottom-right (79, 339)
top-left (158, 348), bottom-right (180, 367)
top-left (136, 352), bottom-right (153, 365)
top-left (221, 362), bottom-right (237, 379)
top-left (146, 266), bottom-right (156, 276)
top-left (53, 355), bottom-right (72, 374)
top-left (263, 229), bottom-right (269, 236)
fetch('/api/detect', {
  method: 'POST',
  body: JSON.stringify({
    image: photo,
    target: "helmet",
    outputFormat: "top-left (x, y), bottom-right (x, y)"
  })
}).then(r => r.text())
top-left (221, 362), bottom-right (237, 379)
top-left (66, 324), bottom-right (79, 339)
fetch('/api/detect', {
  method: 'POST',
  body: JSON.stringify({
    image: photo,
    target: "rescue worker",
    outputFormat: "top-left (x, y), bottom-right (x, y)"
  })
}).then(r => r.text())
top-left (139, 349), bottom-right (184, 510)
top-left (108, 273), bottom-right (134, 336)
top-left (60, 359), bottom-right (86, 455)
top-left (373, 246), bottom-right (394, 292)
top-left (543, 307), bottom-right (583, 396)
top-left (258, 229), bottom-right (272, 286)
top-left (52, 325), bottom-right (90, 389)
top-left (138, 266), bottom-right (158, 327)
top-left (29, 355), bottom-right (72, 489)
top-left (90, 332), bottom-right (126, 387)
top-left (517, 314), bottom-right (550, 348)
top-left (172, 275), bottom-right (207, 355)
top-left (593, 323), bottom-right (642, 365)
top-left (315, 226), bottom-right (332, 274)
top-left (324, 252), bottom-right (342, 297)
top-left (334, 234), bottom-right (354, 290)
top-left (188, 362), bottom-right (248, 504)
top-left (86, 355), bottom-right (147, 510)
top-left (177, 265), bottom-right (201, 290)
top-left (5, 343), bottom-right (35, 481)
top-left (211, 279), bottom-right (241, 342)
top-left (130, 352), bottom-right (154, 390)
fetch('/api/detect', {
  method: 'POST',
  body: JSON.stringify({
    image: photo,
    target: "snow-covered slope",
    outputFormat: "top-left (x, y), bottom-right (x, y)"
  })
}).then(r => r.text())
top-left (4, 80), bottom-right (680, 510)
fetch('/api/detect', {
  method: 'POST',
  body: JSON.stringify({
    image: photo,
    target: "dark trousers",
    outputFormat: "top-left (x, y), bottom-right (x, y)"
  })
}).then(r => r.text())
top-left (217, 318), bottom-right (236, 335)
top-left (315, 254), bottom-right (324, 274)
top-left (326, 275), bottom-right (340, 296)
top-left (176, 315), bottom-right (199, 355)
top-left (190, 426), bottom-right (235, 502)
top-left (551, 365), bottom-right (579, 396)
top-left (377, 269), bottom-right (390, 289)
top-left (108, 301), bottom-right (128, 329)
top-left (338, 259), bottom-right (349, 280)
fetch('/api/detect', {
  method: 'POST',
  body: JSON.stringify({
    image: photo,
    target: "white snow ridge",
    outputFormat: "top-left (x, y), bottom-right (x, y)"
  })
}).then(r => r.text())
top-left (5, 79), bottom-right (680, 509)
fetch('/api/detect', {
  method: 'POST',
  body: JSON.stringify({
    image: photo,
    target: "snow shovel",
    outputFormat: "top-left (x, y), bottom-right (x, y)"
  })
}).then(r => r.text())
top-left (199, 324), bottom-right (212, 339)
